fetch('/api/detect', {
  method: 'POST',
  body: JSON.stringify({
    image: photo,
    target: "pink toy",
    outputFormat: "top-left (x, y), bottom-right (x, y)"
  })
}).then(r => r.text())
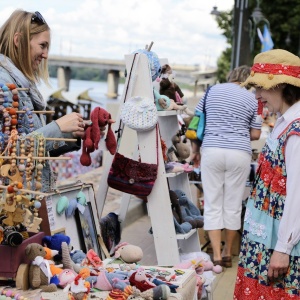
top-left (174, 257), bottom-right (222, 275)
top-left (58, 269), bottom-right (78, 289)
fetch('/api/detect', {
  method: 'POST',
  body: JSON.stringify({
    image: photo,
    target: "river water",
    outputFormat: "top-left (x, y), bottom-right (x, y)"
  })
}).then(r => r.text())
top-left (44, 77), bottom-right (125, 110)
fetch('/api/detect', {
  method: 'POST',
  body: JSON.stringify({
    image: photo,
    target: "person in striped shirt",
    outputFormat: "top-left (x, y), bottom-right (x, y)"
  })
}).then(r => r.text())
top-left (195, 65), bottom-right (261, 267)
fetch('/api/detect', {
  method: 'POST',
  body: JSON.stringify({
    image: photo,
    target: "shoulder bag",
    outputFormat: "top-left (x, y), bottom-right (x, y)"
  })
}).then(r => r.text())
top-left (185, 87), bottom-right (210, 141)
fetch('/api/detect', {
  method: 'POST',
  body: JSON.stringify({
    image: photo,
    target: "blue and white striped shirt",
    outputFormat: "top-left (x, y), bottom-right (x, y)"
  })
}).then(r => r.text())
top-left (195, 83), bottom-right (261, 155)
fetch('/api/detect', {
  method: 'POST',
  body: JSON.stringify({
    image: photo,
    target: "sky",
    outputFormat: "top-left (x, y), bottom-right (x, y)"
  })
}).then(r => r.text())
top-left (0, 0), bottom-right (234, 69)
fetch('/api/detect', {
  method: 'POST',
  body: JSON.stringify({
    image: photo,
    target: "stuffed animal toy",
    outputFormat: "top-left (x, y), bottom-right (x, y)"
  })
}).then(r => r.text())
top-left (171, 132), bottom-right (190, 162)
top-left (153, 88), bottom-right (187, 112)
top-left (71, 249), bottom-right (86, 265)
top-left (42, 233), bottom-right (71, 254)
top-left (113, 242), bottom-right (143, 263)
top-left (87, 269), bottom-right (131, 291)
top-left (25, 243), bottom-right (58, 292)
top-left (174, 189), bottom-right (204, 228)
top-left (169, 190), bottom-right (192, 234)
top-left (81, 249), bottom-right (103, 268)
top-left (43, 246), bottom-right (64, 277)
top-left (129, 268), bottom-right (156, 292)
top-left (80, 107), bottom-right (117, 166)
top-left (159, 64), bottom-right (184, 103)
top-left (127, 285), bottom-right (171, 300)
top-left (64, 274), bottom-right (91, 300)
top-left (57, 268), bottom-right (78, 289)
top-left (174, 256), bottom-right (222, 274)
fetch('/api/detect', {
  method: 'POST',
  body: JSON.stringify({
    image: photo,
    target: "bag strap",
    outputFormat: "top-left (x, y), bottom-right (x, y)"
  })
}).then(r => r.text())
top-left (114, 52), bottom-right (159, 167)
top-left (203, 86), bottom-right (211, 113)
top-left (115, 53), bottom-right (139, 141)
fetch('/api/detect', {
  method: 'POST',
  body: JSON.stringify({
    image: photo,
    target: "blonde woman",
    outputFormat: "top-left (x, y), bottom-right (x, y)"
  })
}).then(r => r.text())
top-left (0, 10), bottom-right (90, 191)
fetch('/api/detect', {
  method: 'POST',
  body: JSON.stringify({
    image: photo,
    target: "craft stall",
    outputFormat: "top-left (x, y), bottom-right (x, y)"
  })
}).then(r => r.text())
top-left (0, 45), bottom-right (221, 300)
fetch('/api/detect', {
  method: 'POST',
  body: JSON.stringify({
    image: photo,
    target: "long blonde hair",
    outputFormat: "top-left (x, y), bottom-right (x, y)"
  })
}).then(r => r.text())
top-left (0, 9), bottom-right (50, 83)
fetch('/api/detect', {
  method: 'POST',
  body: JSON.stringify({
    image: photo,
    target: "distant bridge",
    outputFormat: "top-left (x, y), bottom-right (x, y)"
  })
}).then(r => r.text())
top-left (48, 55), bottom-right (217, 98)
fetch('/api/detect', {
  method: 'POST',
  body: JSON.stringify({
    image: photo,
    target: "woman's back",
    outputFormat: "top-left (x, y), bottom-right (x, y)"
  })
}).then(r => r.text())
top-left (198, 82), bottom-right (259, 154)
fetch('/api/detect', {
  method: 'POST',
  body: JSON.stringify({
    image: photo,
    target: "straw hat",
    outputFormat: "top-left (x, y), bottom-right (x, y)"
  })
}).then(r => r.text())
top-left (241, 49), bottom-right (300, 90)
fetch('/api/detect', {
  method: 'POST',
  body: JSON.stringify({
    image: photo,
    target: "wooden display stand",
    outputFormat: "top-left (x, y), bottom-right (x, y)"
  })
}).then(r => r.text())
top-left (95, 53), bottom-right (201, 266)
top-left (42, 182), bottom-right (103, 257)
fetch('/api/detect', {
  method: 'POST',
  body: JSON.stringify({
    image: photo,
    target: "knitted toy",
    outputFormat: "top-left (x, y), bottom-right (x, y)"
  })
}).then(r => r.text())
top-left (129, 268), bottom-right (156, 292)
top-left (174, 189), bottom-right (204, 228)
top-left (43, 246), bottom-right (64, 277)
top-left (171, 132), bottom-right (190, 162)
top-left (81, 249), bottom-right (103, 268)
top-left (174, 256), bottom-right (223, 274)
top-left (159, 64), bottom-right (184, 103)
top-left (64, 274), bottom-right (91, 300)
top-left (127, 285), bottom-right (171, 300)
top-left (87, 269), bottom-right (131, 291)
top-left (113, 242), bottom-right (143, 263)
top-left (153, 88), bottom-right (187, 112)
top-left (42, 233), bottom-right (71, 254)
top-left (169, 190), bottom-right (192, 234)
top-left (25, 243), bottom-right (58, 292)
top-left (70, 249), bottom-right (86, 265)
top-left (80, 107), bottom-right (117, 166)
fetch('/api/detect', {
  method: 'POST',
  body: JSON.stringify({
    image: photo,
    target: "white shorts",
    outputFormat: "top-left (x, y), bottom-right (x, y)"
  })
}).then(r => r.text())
top-left (201, 147), bottom-right (251, 230)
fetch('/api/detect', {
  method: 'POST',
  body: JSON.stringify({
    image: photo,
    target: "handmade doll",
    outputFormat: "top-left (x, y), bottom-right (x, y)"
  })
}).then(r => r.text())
top-left (159, 64), bottom-right (184, 104)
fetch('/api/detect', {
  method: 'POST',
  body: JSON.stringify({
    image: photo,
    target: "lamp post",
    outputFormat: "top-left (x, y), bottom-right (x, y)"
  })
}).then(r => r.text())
top-left (211, 0), bottom-right (251, 70)
top-left (212, 0), bottom-right (270, 70)
top-left (249, 0), bottom-right (270, 52)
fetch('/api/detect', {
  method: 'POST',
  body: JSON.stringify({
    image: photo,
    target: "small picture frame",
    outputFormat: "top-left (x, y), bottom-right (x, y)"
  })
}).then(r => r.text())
top-left (51, 227), bottom-right (66, 236)
top-left (75, 202), bottom-right (101, 256)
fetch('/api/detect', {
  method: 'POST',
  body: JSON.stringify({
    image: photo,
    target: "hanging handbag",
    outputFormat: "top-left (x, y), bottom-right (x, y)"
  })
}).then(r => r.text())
top-left (107, 126), bottom-right (159, 198)
top-left (120, 95), bottom-right (158, 131)
top-left (120, 52), bottom-right (158, 132)
top-left (185, 87), bottom-right (210, 141)
top-left (108, 53), bottom-right (159, 198)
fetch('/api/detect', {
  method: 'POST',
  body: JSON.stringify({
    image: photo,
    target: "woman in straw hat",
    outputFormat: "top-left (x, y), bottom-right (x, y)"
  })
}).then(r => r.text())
top-left (234, 49), bottom-right (300, 299)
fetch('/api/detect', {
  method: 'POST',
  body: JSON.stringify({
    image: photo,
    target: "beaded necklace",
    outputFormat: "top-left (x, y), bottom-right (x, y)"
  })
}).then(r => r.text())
top-left (0, 288), bottom-right (28, 300)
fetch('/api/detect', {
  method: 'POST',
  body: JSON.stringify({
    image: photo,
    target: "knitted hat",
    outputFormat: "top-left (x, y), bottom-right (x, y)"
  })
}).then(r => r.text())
top-left (241, 49), bottom-right (300, 90)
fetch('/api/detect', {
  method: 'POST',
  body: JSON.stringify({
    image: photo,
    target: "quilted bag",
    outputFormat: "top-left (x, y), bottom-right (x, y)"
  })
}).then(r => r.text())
top-left (120, 95), bottom-right (158, 132)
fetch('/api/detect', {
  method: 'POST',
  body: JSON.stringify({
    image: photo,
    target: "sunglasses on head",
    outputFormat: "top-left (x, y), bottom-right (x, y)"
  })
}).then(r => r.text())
top-left (31, 11), bottom-right (46, 25)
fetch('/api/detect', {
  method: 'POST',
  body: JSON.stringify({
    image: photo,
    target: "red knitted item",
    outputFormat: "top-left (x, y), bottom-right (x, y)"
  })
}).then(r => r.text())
top-left (80, 107), bottom-right (117, 166)
top-left (257, 100), bottom-right (264, 116)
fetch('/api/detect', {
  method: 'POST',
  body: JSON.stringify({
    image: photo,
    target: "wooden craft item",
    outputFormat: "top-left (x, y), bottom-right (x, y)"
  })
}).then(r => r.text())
top-left (0, 164), bottom-right (23, 182)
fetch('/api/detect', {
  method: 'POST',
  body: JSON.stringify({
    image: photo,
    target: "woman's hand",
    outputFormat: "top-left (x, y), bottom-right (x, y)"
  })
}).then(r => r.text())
top-left (73, 120), bottom-right (93, 138)
top-left (267, 250), bottom-right (289, 281)
top-left (55, 112), bottom-right (85, 133)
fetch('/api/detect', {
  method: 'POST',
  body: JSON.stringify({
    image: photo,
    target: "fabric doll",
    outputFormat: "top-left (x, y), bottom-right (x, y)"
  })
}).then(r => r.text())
top-left (159, 64), bottom-right (184, 104)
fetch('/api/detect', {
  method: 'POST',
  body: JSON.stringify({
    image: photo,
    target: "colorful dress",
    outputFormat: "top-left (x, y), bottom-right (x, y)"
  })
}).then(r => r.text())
top-left (234, 119), bottom-right (300, 299)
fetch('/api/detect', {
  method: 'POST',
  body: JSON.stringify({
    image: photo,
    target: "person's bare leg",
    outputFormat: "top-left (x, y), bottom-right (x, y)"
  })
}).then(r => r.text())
top-left (207, 229), bottom-right (222, 262)
top-left (222, 229), bottom-right (237, 258)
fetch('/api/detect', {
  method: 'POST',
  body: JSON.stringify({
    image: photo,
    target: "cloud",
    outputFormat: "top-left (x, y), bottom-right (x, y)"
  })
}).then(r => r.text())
top-left (0, 0), bottom-right (234, 67)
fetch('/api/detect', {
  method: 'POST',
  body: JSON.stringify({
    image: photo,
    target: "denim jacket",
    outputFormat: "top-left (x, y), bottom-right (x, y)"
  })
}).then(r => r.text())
top-left (0, 66), bottom-right (81, 192)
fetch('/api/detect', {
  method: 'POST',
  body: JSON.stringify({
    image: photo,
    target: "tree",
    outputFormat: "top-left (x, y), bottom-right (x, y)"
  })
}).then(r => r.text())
top-left (215, 0), bottom-right (300, 82)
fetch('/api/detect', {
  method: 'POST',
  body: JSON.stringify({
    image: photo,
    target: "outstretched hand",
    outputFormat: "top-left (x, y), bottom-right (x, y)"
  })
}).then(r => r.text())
top-left (55, 112), bottom-right (85, 133)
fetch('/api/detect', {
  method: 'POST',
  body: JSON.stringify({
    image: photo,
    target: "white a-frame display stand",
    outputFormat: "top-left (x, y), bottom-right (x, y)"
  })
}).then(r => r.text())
top-left (96, 52), bottom-right (201, 266)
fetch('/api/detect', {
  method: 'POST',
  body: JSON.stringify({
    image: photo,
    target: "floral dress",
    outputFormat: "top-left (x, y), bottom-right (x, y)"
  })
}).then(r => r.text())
top-left (234, 119), bottom-right (300, 299)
